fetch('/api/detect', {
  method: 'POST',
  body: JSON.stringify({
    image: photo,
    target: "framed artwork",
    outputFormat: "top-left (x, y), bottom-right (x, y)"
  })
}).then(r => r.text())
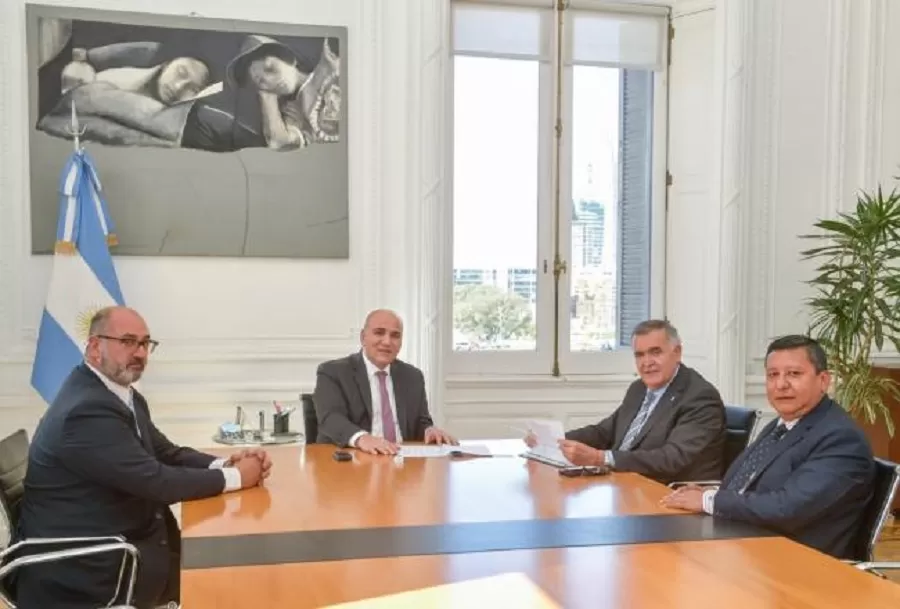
top-left (26, 5), bottom-right (349, 258)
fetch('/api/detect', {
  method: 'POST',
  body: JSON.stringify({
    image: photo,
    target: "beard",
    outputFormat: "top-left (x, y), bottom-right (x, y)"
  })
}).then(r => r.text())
top-left (99, 352), bottom-right (144, 386)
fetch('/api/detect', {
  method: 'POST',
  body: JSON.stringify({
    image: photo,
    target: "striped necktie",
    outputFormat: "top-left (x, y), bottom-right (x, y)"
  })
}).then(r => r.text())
top-left (619, 390), bottom-right (657, 451)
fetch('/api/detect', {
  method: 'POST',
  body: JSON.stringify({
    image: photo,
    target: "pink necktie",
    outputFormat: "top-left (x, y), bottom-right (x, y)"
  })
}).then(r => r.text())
top-left (375, 371), bottom-right (397, 442)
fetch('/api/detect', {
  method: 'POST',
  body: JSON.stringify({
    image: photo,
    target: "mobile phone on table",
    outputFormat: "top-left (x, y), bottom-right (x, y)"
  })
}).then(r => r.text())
top-left (559, 465), bottom-right (609, 477)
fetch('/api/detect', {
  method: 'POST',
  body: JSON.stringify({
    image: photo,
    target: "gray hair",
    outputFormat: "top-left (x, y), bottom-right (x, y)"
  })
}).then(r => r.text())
top-left (631, 319), bottom-right (681, 345)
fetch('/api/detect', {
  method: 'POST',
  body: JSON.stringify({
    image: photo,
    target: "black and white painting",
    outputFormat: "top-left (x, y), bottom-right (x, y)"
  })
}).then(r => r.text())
top-left (27, 5), bottom-right (348, 258)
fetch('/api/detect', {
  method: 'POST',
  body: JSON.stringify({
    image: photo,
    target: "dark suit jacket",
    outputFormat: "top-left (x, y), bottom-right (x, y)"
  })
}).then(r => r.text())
top-left (313, 352), bottom-right (434, 446)
top-left (565, 365), bottom-right (725, 484)
top-left (713, 396), bottom-right (874, 559)
top-left (12, 364), bottom-right (227, 609)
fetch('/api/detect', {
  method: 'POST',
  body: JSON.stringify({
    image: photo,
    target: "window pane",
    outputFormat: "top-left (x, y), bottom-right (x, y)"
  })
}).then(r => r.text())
top-left (453, 56), bottom-right (538, 352)
top-left (569, 10), bottom-right (665, 70)
top-left (454, 5), bottom-right (544, 59)
top-left (569, 65), bottom-right (621, 352)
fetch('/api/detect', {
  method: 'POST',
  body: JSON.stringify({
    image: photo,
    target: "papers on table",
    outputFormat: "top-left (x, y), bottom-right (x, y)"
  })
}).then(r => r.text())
top-left (454, 443), bottom-right (492, 457)
top-left (397, 443), bottom-right (495, 458)
top-left (399, 445), bottom-right (453, 458)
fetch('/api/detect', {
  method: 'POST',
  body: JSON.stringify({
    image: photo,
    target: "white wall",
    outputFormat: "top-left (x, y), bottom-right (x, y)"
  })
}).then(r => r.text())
top-left (668, 0), bottom-right (900, 418)
top-left (742, 0), bottom-right (900, 405)
top-left (0, 0), bottom-right (447, 446)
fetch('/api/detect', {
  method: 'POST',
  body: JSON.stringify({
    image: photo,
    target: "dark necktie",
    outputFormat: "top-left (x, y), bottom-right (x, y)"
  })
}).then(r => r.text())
top-left (375, 371), bottom-right (397, 442)
top-left (722, 424), bottom-right (787, 492)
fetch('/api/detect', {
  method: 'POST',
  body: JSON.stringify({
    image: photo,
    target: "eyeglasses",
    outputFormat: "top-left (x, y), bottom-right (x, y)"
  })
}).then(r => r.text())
top-left (96, 335), bottom-right (159, 353)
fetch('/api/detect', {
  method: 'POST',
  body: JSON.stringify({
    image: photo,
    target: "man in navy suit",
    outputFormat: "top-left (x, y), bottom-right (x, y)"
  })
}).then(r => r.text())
top-left (13, 306), bottom-right (272, 609)
top-left (662, 335), bottom-right (875, 559)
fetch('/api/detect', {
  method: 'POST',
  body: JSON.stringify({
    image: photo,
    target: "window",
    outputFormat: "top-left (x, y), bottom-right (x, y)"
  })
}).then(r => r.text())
top-left (449, 2), bottom-right (668, 375)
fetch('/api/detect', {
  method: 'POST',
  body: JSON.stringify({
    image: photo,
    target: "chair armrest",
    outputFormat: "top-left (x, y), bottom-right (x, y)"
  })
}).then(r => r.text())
top-left (667, 480), bottom-right (722, 489)
top-left (852, 561), bottom-right (900, 573)
top-left (1, 535), bottom-right (128, 561)
top-left (0, 539), bottom-right (140, 606)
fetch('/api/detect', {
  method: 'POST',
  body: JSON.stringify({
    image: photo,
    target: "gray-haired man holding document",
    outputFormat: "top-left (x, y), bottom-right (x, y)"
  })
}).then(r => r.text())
top-left (524, 320), bottom-right (726, 484)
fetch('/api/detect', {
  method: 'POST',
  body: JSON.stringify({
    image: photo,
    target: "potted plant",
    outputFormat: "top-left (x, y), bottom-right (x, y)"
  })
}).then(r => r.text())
top-left (800, 183), bottom-right (900, 447)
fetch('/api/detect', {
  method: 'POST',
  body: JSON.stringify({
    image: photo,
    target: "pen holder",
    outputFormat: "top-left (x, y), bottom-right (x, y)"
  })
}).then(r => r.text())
top-left (273, 412), bottom-right (290, 435)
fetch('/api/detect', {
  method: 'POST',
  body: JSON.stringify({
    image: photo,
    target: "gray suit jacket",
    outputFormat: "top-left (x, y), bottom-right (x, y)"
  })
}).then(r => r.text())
top-left (565, 365), bottom-right (726, 483)
top-left (313, 352), bottom-right (434, 447)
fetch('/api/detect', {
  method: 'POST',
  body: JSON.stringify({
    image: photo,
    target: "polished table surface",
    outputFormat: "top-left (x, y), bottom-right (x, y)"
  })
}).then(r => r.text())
top-left (181, 441), bottom-right (675, 536)
top-left (181, 442), bottom-right (900, 608)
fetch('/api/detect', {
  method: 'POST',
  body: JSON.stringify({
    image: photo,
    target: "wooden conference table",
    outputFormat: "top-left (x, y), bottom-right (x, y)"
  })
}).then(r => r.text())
top-left (180, 441), bottom-right (900, 608)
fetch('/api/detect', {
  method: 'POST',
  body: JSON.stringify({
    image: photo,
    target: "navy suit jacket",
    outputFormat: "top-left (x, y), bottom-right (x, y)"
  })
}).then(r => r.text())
top-left (714, 396), bottom-right (874, 559)
top-left (12, 364), bottom-right (227, 608)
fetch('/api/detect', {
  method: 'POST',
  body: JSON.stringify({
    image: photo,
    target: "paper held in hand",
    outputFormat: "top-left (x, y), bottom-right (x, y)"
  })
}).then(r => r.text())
top-left (521, 418), bottom-right (575, 468)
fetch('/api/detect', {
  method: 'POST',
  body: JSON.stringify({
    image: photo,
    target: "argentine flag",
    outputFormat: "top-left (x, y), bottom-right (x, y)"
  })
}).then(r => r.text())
top-left (31, 148), bottom-right (125, 405)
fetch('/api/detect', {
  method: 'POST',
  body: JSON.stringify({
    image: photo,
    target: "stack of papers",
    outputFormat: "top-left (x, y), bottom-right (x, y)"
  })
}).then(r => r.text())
top-left (398, 445), bottom-right (453, 458)
top-left (397, 443), bottom-right (494, 458)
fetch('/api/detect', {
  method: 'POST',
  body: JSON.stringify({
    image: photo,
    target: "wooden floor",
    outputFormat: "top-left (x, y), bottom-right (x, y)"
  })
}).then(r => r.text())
top-left (877, 516), bottom-right (900, 583)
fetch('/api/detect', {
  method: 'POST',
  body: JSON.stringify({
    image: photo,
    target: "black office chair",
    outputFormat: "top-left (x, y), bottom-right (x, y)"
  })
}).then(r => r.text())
top-left (301, 393), bottom-right (318, 444)
top-left (0, 429), bottom-right (140, 609)
top-left (723, 405), bottom-right (761, 471)
top-left (668, 404), bottom-right (761, 488)
top-left (847, 457), bottom-right (900, 576)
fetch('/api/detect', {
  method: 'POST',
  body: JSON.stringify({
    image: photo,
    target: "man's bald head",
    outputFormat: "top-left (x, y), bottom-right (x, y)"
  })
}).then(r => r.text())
top-left (360, 309), bottom-right (403, 369)
top-left (88, 306), bottom-right (146, 337)
top-left (363, 309), bottom-right (403, 332)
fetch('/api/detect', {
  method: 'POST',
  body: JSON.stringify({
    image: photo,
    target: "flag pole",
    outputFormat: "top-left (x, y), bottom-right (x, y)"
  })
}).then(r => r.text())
top-left (66, 101), bottom-right (85, 153)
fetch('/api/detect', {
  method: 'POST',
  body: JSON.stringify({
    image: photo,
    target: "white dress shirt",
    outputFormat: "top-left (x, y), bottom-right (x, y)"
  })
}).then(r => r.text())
top-left (349, 352), bottom-right (404, 447)
top-left (85, 362), bottom-right (241, 492)
top-left (701, 417), bottom-right (800, 514)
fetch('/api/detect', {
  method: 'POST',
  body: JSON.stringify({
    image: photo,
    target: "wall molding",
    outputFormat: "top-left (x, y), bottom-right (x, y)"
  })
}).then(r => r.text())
top-left (862, 0), bottom-right (887, 187)
top-left (821, 0), bottom-right (850, 220)
top-left (752, 0), bottom-right (783, 363)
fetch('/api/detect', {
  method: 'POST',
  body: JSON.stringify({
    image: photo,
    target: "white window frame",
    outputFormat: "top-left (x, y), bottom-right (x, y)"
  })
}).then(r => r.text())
top-left (445, 0), bottom-right (669, 377)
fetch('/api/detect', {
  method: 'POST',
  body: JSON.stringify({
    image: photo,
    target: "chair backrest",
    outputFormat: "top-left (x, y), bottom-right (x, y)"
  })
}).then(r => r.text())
top-left (0, 429), bottom-right (29, 535)
top-left (723, 405), bottom-right (760, 471)
top-left (853, 457), bottom-right (900, 562)
top-left (301, 393), bottom-right (318, 444)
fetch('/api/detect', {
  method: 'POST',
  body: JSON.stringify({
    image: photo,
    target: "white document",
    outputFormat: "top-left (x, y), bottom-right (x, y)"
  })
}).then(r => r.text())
top-left (454, 443), bottom-right (493, 457)
top-left (521, 418), bottom-right (573, 467)
top-left (398, 445), bottom-right (452, 458)
top-left (526, 419), bottom-right (566, 446)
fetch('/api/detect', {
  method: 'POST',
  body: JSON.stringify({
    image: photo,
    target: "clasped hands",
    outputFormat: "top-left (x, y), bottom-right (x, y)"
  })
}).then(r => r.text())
top-left (225, 448), bottom-right (273, 489)
top-left (356, 426), bottom-right (458, 455)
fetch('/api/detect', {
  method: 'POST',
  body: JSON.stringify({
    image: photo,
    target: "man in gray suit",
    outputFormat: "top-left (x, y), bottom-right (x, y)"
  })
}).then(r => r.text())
top-left (313, 309), bottom-right (457, 454)
top-left (528, 319), bottom-right (726, 484)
